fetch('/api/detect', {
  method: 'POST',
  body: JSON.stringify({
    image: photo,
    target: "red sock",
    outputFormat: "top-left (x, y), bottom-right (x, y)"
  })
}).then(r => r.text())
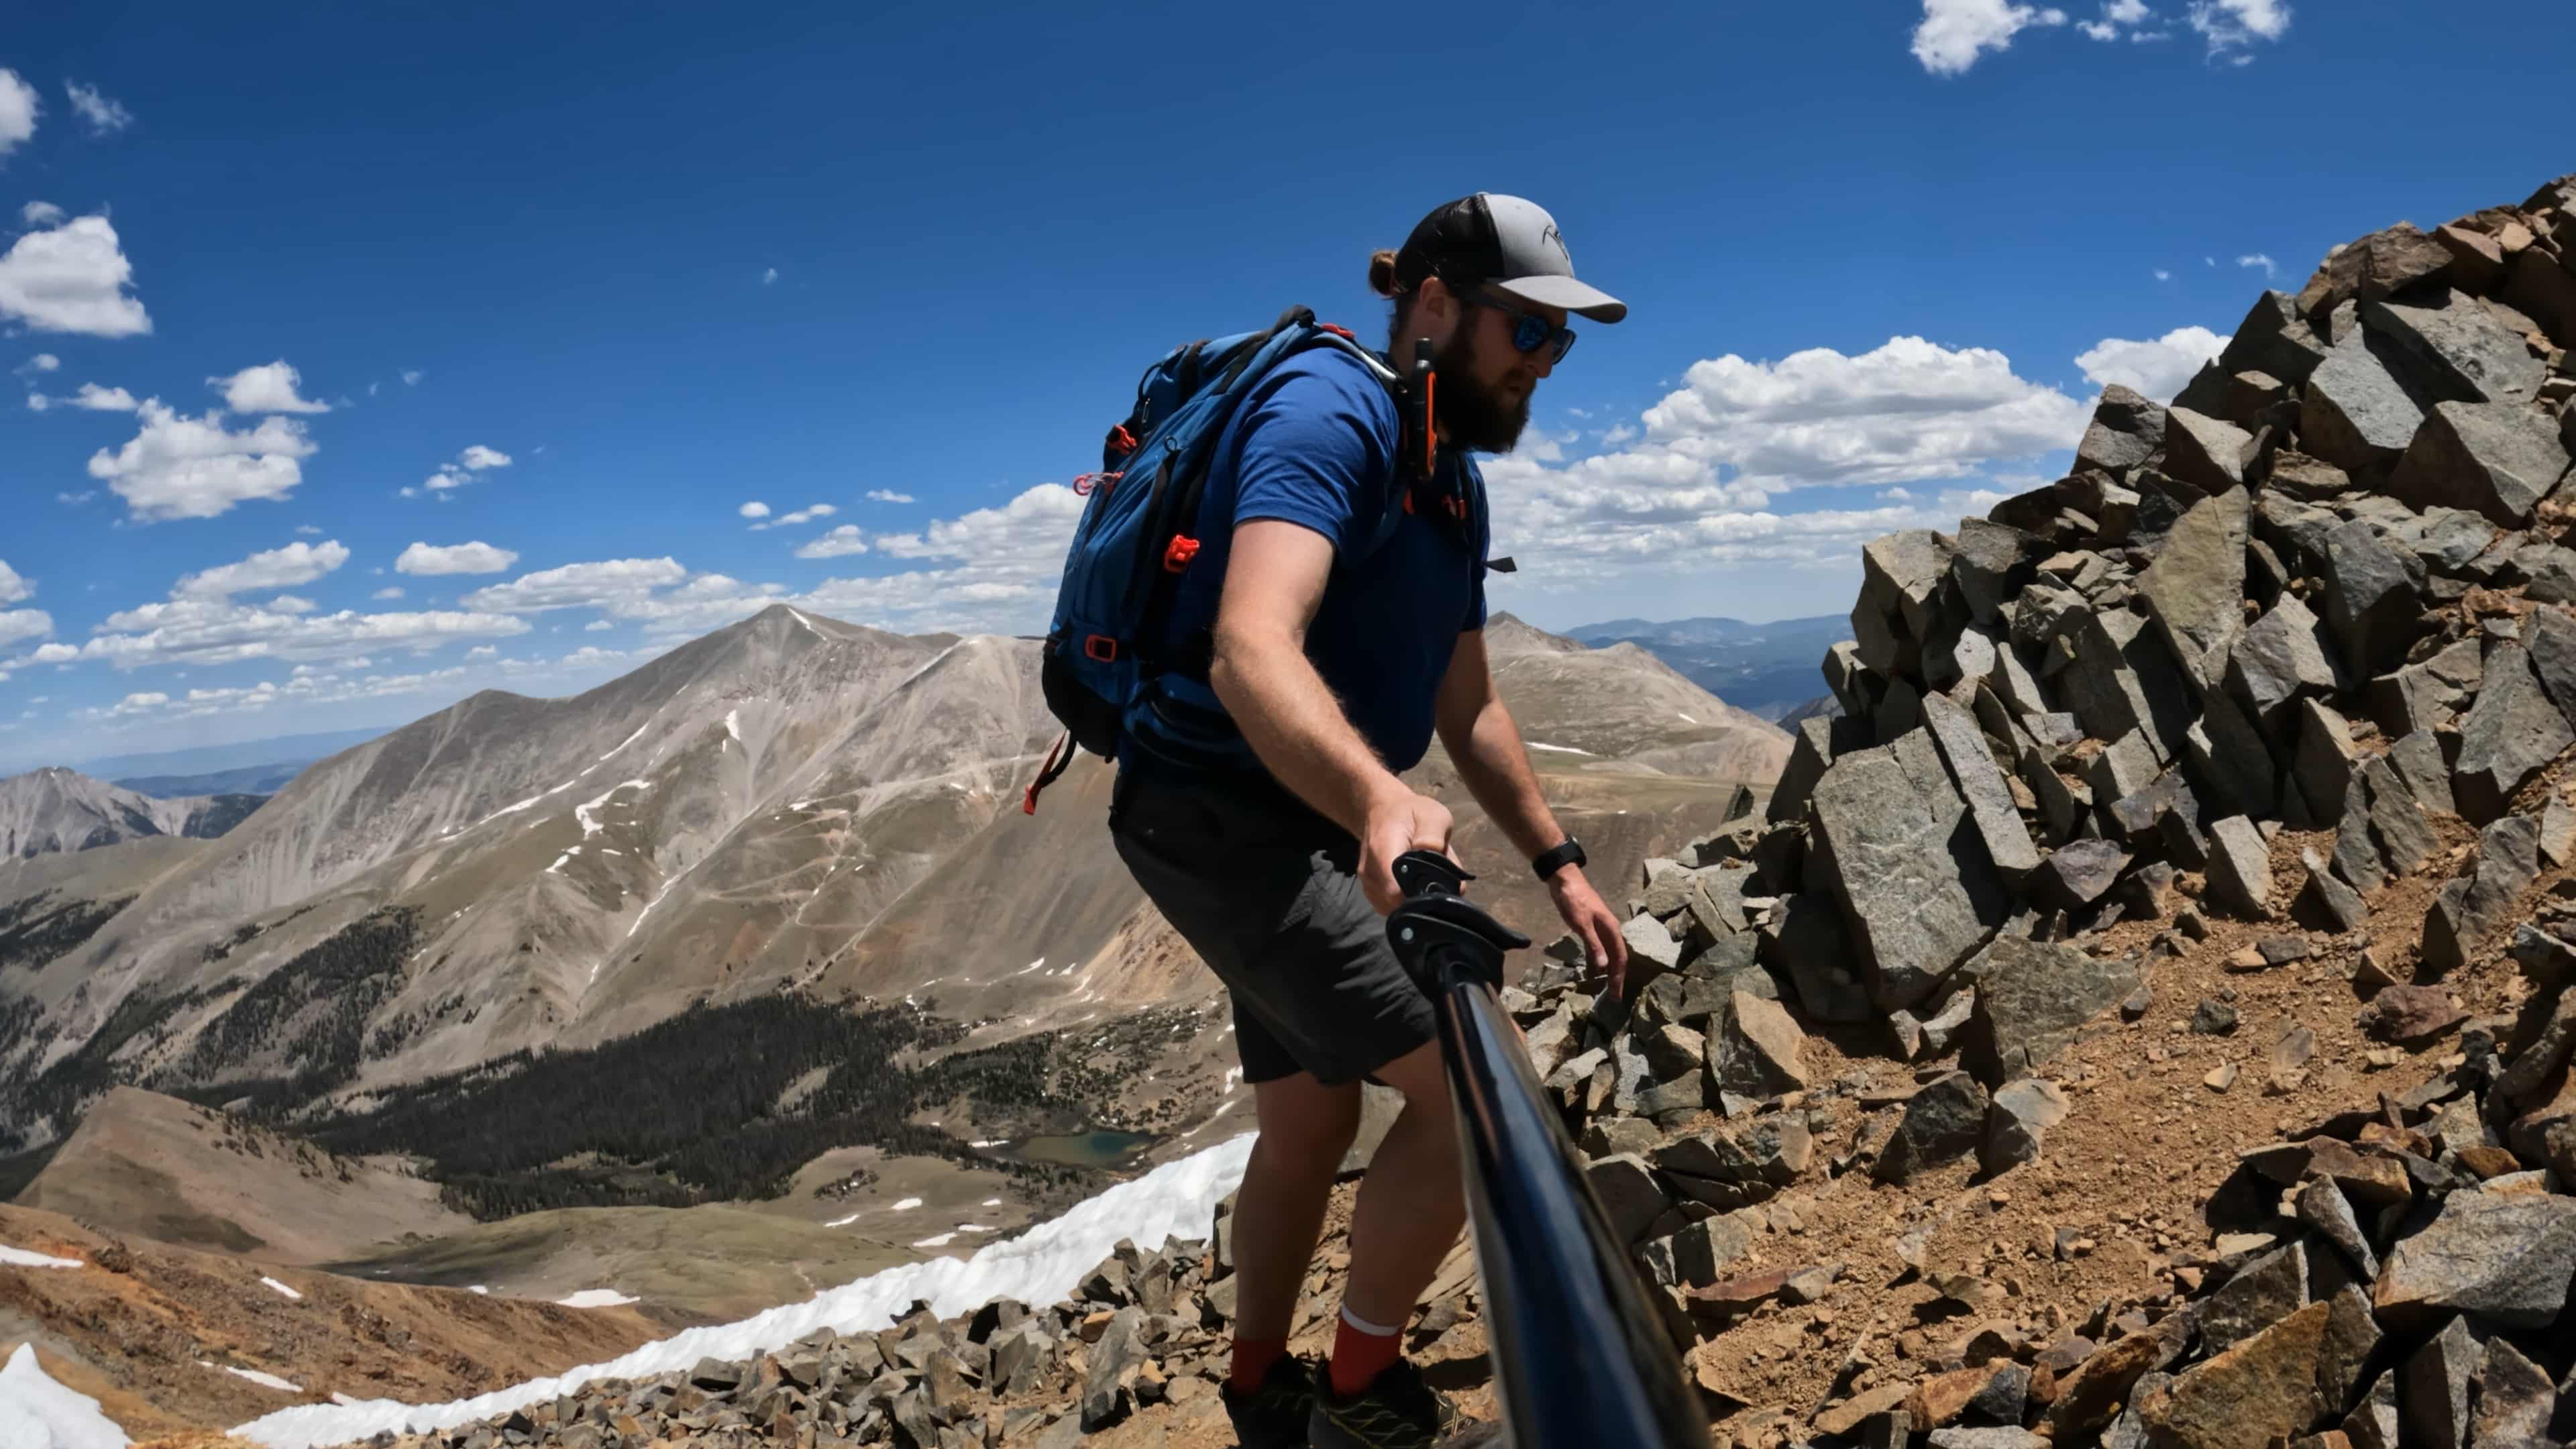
top-left (1328, 1306), bottom-right (1404, 1399)
top-left (1230, 1336), bottom-right (1288, 1394)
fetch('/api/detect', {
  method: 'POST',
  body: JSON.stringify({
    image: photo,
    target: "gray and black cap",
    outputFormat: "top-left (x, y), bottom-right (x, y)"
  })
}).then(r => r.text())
top-left (1391, 193), bottom-right (1627, 323)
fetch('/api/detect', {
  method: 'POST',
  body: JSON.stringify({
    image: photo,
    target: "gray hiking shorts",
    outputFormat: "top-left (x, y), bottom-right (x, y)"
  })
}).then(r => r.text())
top-left (1110, 763), bottom-right (1436, 1086)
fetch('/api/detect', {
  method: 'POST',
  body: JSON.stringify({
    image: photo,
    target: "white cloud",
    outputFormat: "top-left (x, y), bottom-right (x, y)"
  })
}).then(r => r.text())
top-left (466, 644), bottom-right (497, 659)
top-left (0, 70), bottom-right (35, 156)
top-left (173, 539), bottom-right (350, 599)
top-left (775, 503), bottom-right (835, 525)
top-left (2074, 324), bottom-right (2226, 401)
top-left (88, 401), bottom-right (319, 521)
top-left (209, 360), bottom-right (330, 414)
top-left (1911, 0), bottom-right (2070, 74)
top-left (873, 484), bottom-right (1085, 562)
top-left (739, 500), bottom-right (771, 519)
top-left (865, 489), bottom-right (916, 504)
top-left (19, 645), bottom-right (73, 666)
top-left (584, 619), bottom-right (612, 631)
top-left (72, 598), bottom-right (529, 669)
top-left (2235, 253), bottom-right (2277, 277)
top-left (13, 351), bottom-right (60, 375)
top-left (0, 610), bottom-right (56, 649)
top-left (762, 267), bottom-right (778, 285)
top-left (18, 203), bottom-right (64, 229)
top-left (458, 444), bottom-right (511, 470)
top-left (400, 369), bottom-right (423, 386)
top-left (460, 557), bottom-right (689, 613)
top-left (0, 213), bottom-right (152, 337)
top-left (2078, 0), bottom-right (2157, 38)
top-left (417, 444), bottom-right (512, 496)
top-left (294, 523), bottom-right (321, 535)
top-left (62, 80), bottom-right (133, 136)
top-left (54, 490), bottom-right (93, 506)
top-left (373, 586), bottom-right (405, 600)
top-left (0, 559), bottom-right (28, 604)
top-left (2154, 268), bottom-right (2173, 282)
top-left (2186, 0), bottom-right (2289, 59)
top-left (396, 540), bottom-right (519, 576)
top-left (794, 525), bottom-right (871, 559)
top-left (66, 382), bottom-right (136, 411)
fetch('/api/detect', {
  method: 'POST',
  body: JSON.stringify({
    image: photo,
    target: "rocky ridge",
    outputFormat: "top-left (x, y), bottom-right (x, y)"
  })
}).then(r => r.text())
top-left (158, 174), bottom-right (2576, 1449)
top-left (0, 765), bottom-right (264, 859)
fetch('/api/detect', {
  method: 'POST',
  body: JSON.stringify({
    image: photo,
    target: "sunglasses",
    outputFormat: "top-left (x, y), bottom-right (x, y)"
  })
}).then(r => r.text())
top-left (1462, 286), bottom-right (1578, 365)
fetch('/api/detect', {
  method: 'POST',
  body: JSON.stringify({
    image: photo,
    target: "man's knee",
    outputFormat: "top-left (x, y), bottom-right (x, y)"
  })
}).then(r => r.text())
top-left (1252, 1081), bottom-right (1362, 1179)
top-left (1367, 1038), bottom-right (1452, 1112)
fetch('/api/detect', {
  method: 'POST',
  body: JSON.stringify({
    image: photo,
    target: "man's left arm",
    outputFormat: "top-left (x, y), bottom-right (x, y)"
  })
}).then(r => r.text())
top-left (1433, 629), bottom-right (1631, 996)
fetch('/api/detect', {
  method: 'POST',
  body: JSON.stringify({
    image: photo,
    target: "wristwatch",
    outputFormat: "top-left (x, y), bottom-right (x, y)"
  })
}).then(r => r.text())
top-left (1531, 837), bottom-right (1587, 881)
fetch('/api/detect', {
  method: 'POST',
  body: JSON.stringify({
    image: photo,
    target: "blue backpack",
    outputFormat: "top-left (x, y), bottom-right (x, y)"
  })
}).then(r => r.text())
top-left (1024, 306), bottom-right (1442, 813)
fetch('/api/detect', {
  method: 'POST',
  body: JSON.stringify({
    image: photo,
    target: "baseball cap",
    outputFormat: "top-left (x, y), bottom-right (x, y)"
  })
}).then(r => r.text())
top-left (1391, 193), bottom-right (1627, 323)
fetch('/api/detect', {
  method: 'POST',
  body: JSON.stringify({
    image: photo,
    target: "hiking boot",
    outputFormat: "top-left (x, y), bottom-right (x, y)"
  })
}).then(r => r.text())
top-left (1307, 1358), bottom-right (1462, 1449)
top-left (1222, 1353), bottom-right (1319, 1448)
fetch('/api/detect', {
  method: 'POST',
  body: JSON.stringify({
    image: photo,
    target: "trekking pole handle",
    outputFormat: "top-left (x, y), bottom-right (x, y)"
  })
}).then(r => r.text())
top-left (1386, 850), bottom-right (1528, 995)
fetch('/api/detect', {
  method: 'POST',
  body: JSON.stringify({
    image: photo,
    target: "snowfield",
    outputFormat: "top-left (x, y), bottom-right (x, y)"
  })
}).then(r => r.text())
top-left (231, 1134), bottom-right (1255, 1448)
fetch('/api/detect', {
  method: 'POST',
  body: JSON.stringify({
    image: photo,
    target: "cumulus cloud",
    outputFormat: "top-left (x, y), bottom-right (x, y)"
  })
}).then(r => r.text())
top-left (2187, 0), bottom-right (2290, 60)
top-left (0, 559), bottom-right (28, 604)
top-left (13, 354), bottom-right (60, 378)
top-left (460, 557), bottom-right (690, 614)
top-left (62, 80), bottom-right (133, 136)
top-left (172, 539), bottom-right (350, 599)
top-left (396, 540), bottom-right (520, 576)
top-left (66, 382), bottom-right (137, 411)
top-left (2236, 253), bottom-right (2277, 277)
top-left (72, 598), bottom-right (529, 669)
top-left (739, 500), bottom-right (771, 519)
top-left (1912, 0), bottom-right (2070, 74)
top-left (0, 610), bottom-right (54, 649)
top-left (748, 502), bottom-right (837, 531)
top-left (2074, 325), bottom-right (2226, 401)
top-left (88, 401), bottom-right (319, 521)
top-left (19, 203), bottom-right (64, 229)
top-left (400, 369), bottom-right (423, 386)
top-left (793, 525), bottom-right (871, 559)
top-left (0, 69), bottom-right (34, 156)
top-left (865, 489), bottom-right (916, 504)
top-left (209, 360), bottom-right (331, 414)
top-left (2077, 0), bottom-right (2160, 39)
top-left (458, 444), bottom-right (511, 470)
top-left (373, 586), bottom-right (405, 600)
top-left (419, 443), bottom-right (512, 494)
top-left (0, 212), bottom-right (152, 337)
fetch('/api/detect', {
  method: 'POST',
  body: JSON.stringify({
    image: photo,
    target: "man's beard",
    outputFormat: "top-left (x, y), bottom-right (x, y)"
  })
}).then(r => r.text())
top-left (1434, 329), bottom-right (1531, 455)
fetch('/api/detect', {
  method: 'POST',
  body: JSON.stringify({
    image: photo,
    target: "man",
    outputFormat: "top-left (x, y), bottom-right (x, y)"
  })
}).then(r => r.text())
top-left (1108, 194), bottom-right (1632, 1448)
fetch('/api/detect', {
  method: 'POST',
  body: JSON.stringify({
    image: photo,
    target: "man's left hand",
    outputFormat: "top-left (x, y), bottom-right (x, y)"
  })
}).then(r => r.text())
top-left (1546, 864), bottom-right (1628, 1000)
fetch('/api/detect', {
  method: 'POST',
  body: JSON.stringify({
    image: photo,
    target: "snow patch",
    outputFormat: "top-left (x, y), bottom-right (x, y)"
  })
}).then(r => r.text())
top-left (555, 1289), bottom-right (639, 1309)
top-left (468, 1286), bottom-right (489, 1296)
top-left (259, 1276), bottom-right (303, 1301)
top-left (910, 1233), bottom-right (957, 1249)
top-left (203, 1363), bottom-right (304, 1393)
top-left (824, 1212), bottom-right (863, 1228)
top-left (786, 608), bottom-right (821, 637)
top-left (598, 722), bottom-right (649, 763)
top-left (1016, 957), bottom-right (1046, 977)
top-left (1525, 741), bottom-right (1595, 755)
top-left (1678, 712), bottom-right (1698, 724)
top-left (722, 709), bottom-right (741, 745)
top-left (0, 1244), bottom-right (83, 1269)
top-left (890, 1197), bottom-right (923, 1211)
top-left (2, 1344), bottom-right (130, 1449)
top-left (576, 781), bottom-right (649, 837)
top-left (230, 1136), bottom-right (1254, 1449)
top-left (981, 1199), bottom-right (1002, 1208)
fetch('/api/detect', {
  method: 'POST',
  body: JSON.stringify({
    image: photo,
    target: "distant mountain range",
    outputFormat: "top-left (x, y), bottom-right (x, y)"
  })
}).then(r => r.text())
top-left (114, 761), bottom-right (317, 800)
top-left (0, 767), bottom-right (266, 859)
top-left (1562, 614), bottom-right (1847, 721)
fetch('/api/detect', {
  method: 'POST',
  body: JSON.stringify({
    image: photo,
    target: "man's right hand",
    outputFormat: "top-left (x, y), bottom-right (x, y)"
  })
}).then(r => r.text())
top-left (1359, 787), bottom-right (1456, 914)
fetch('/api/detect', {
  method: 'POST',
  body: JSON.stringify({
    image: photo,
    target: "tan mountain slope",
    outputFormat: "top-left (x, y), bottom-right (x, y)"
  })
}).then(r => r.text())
top-left (12, 1085), bottom-right (470, 1264)
top-left (0, 767), bottom-right (258, 859)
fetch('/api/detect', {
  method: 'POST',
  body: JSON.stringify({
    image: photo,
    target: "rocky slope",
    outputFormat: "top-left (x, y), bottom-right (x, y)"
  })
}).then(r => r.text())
top-left (281, 170), bottom-right (2576, 1449)
top-left (0, 767), bottom-right (264, 858)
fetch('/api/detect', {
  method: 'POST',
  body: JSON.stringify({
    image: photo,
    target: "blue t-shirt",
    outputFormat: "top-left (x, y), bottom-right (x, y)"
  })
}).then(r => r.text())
top-left (1137, 349), bottom-right (1489, 775)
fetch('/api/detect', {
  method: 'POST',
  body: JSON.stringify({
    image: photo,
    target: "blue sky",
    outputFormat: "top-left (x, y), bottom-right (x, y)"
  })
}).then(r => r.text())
top-left (1, 0), bottom-right (2570, 770)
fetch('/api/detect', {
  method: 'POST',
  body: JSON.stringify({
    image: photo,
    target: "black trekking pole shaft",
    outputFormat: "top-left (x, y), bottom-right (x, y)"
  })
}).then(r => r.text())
top-left (1385, 853), bottom-right (1705, 1447)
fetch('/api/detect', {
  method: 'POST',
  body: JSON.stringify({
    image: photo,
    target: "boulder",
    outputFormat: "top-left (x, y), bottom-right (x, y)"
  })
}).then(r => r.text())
top-left (1079, 1307), bottom-right (1148, 1430)
top-left (2206, 815), bottom-right (2276, 920)
top-left (2318, 518), bottom-right (2427, 677)
top-left (1621, 912), bottom-right (1684, 974)
top-left (1874, 1071), bottom-right (1989, 1185)
top-left (1809, 730), bottom-right (2011, 1012)
top-left (2076, 384), bottom-right (2169, 474)
top-left (2467, 1339), bottom-right (2557, 1449)
top-left (1707, 990), bottom-right (1811, 1096)
top-left (2186, 686), bottom-right (2279, 820)
top-left (2398, 1316), bottom-right (2480, 1449)
top-left (2196, 1242), bottom-right (2308, 1354)
top-left (1958, 935), bottom-right (2140, 1086)
top-left (2031, 839), bottom-right (2129, 911)
top-left (2372, 1187), bottom-right (2576, 1329)
top-left (2301, 331), bottom-right (2434, 475)
top-left (2361, 288), bottom-right (2547, 404)
top-left (2294, 1178), bottom-right (2379, 1281)
top-left (2384, 728), bottom-right (2456, 817)
top-left (2136, 1293), bottom-right (2377, 1449)
top-left (2341, 1369), bottom-right (2400, 1449)
top-left (2161, 411), bottom-right (2255, 496)
top-left (2358, 983), bottom-right (2464, 1044)
top-left (1980, 1077), bottom-right (2069, 1175)
top-left (1761, 894), bottom-right (1874, 1025)
top-left (2453, 641), bottom-right (2576, 821)
top-left (2292, 699), bottom-right (2362, 824)
top-left (2226, 593), bottom-right (2344, 735)
top-left (2297, 848), bottom-right (2369, 932)
top-left (2139, 486), bottom-right (2253, 688)
top-left (2053, 608), bottom-right (2196, 765)
top-left (1769, 713), bottom-right (1870, 824)
top-left (1951, 518), bottom-right (2036, 625)
top-left (2359, 757), bottom-right (2439, 876)
top-left (2219, 290), bottom-right (2330, 385)
top-left (1921, 693), bottom-right (2041, 881)
top-left (2421, 812), bottom-right (2542, 976)
top-left (1584, 1154), bottom-right (1670, 1246)
top-left (1654, 1115), bottom-right (1811, 1190)
top-left (2390, 399), bottom-right (2573, 526)
top-left (2528, 603), bottom-right (2576, 730)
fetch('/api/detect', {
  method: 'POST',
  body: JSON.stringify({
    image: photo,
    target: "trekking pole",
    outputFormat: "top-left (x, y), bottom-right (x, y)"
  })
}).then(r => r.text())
top-left (1384, 851), bottom-right (1709, 1447)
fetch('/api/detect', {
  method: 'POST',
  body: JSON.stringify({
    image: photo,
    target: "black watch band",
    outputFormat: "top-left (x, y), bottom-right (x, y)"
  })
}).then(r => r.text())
top-left (1532, 837), bottom-right (1587, 881)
